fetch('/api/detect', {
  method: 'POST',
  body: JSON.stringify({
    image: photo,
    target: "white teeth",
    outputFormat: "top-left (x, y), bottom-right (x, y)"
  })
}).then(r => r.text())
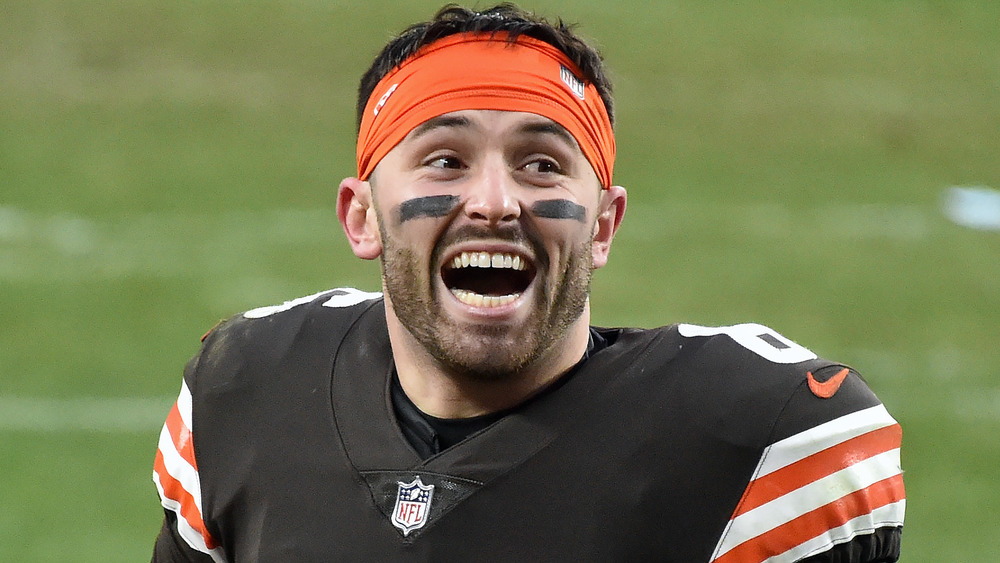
top-left (445, 251), bottom-right (529, 308)
top-left (450, 288), bottom-right (519, 308)
top-left (449, 251), bottom-right (528, 271)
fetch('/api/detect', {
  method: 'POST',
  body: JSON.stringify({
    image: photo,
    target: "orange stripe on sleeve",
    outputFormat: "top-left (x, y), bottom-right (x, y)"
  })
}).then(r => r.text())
top-left (154, 448), bottom-right (219, 550)
top-left (165, 401), bottom-right (198, 470)
top-left (734, 423), bottom-right (902, 517)
top-left (714, 473), bottom-right (905, 563)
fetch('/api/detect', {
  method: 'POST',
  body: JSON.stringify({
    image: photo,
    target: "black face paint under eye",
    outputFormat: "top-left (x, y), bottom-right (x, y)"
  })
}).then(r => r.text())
top-left (530, 199), bottom-right (587, 223)
top-left (396, 195), bottom-right (460, 224)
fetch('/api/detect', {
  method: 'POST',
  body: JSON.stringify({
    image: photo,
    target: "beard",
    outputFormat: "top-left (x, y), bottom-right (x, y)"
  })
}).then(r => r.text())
top-left (380, 225), bottom-right (593, 382)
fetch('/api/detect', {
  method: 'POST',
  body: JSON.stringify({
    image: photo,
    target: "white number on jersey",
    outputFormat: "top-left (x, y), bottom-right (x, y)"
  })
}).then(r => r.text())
top-left (243, 288), bottom-right (382, 319)
top-left (678, 323), bottom-right (817, 364)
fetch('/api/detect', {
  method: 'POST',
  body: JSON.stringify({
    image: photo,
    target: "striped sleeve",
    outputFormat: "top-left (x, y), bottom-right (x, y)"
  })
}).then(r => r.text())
top-left (710, 404), bottom-right (905, 563)
top-left (153, 380), bottom-right (226, 563)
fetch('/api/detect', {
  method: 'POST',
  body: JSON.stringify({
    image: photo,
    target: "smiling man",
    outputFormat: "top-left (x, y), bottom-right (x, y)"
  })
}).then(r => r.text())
top-left (152, 4), bottom-right (904, 562)
top-left (345, 107), bottom-right (620, 419)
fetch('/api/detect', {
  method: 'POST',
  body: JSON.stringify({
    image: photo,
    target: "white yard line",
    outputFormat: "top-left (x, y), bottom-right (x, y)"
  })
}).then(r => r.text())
top-left (0, 201), bottom-right (951, 282)
top-left (616, 200), bottom-right (937, 242)
top-left (1, 344), bottom-right (997, 434)
top-left (0, 206), bottom-right (336, 282)
top-left (0, 396), bottom-right (174, 433)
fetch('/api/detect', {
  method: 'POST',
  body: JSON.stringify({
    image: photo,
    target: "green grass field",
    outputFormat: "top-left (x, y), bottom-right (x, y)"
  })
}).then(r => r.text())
top-left (2, 1), bottom-right (998, 560)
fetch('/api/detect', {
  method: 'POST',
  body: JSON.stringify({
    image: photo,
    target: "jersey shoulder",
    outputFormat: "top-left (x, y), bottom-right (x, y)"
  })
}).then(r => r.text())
top-left (654, 322), bottom-right (888, 443)
top-left (676, 322), bottom-right (820, 366)
top-left (188, 287), bottom-right (383, 391)
top-left (670, 324), bottom-right (906, 562)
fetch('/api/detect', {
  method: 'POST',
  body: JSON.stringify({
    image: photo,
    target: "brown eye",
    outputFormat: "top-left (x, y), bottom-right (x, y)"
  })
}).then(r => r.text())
top-left (427, 156), bottom-right (464, 170)
top-left (523, 158), bottom-right (562, 175)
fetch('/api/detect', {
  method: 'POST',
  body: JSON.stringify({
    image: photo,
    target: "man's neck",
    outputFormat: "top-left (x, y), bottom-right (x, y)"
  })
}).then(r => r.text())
top-left (385, 301), bottom-right (592, 419)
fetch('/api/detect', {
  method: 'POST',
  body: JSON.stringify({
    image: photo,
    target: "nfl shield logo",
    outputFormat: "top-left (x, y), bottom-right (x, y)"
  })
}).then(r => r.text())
top-left (560, 65), bottom-right (586, 100)
top-left (391, 476), bottom-right (434, 536)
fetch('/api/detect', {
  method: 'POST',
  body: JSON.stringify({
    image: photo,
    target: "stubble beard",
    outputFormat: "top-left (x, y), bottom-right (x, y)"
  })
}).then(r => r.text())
top-left (381, 230), bottom-right (593, 382)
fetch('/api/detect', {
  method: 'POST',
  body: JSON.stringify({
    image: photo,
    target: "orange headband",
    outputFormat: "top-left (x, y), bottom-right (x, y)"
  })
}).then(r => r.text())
top-left (357, 32), bottom-right (615, 188)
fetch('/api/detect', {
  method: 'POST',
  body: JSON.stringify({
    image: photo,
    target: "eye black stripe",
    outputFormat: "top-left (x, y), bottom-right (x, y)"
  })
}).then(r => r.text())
top-left (396, 195), bottom-right (460, 223)
top-left (531, 199), bottom-right (587, 222)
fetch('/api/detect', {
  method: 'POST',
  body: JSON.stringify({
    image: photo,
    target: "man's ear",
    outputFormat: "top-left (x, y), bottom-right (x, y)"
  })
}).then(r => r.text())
top-left (591, 185), bottom-right (627, 269)
top-left (337, 176), bottom-right (383, 260)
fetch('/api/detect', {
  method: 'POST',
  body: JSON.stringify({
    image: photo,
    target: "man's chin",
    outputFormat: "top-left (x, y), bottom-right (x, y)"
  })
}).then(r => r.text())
top-left (432, 334), bottom-right (538, 382)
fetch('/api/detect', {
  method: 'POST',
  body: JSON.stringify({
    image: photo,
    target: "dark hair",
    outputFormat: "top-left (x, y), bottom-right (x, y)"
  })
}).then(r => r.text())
top-left (355, 3), bottom-right (614, 130)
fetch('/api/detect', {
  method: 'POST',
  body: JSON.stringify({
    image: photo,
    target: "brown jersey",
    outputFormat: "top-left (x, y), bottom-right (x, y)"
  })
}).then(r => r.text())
top-left (153, 288), bottom-right (904, 562)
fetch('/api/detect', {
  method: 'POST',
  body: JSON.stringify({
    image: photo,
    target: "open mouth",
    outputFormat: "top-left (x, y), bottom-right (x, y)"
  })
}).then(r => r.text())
top-left (441, 251), bottom-right (535, 308)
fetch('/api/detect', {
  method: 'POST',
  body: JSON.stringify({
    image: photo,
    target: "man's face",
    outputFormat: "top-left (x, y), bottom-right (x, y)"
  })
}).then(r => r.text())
top-left (359, 110), bottom-right (618, 380)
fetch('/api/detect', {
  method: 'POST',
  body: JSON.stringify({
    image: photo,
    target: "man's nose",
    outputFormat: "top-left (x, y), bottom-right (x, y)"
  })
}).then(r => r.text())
top-left (462, 160), bottom-right (521, 225)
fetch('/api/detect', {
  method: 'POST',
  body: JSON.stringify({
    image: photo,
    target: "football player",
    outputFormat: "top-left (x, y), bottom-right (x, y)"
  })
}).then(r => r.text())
top-left (152, 4), bottom-right (904, 561)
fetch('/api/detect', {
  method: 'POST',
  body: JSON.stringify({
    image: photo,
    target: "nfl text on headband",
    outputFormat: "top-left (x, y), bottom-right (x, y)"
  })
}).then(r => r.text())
top-left (356, 32), bottom-right (616, 189)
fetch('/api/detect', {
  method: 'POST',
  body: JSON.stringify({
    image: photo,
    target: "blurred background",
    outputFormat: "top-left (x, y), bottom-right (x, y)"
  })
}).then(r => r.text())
top-left (2, 1), bottom-right (997, 560)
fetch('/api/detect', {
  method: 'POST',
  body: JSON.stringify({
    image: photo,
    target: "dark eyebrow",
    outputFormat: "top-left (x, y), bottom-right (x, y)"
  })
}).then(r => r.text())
top-left (407, 115), bottom-right (472, 141)
top-left (407, 115), bottom-right (580, 151)
top-left (517, 120), bottom-right (580, 151)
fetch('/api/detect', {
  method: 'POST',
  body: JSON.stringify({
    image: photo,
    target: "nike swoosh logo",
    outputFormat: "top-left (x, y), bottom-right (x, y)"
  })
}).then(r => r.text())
top-left (807, 368), bottom-right (850, 399)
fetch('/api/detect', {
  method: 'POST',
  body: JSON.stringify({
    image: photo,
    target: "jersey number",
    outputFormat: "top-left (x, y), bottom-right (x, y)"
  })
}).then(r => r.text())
top-left (244, 287), bottom-right (382, 319)
top-left (678, 323), bottom-right (817, 364)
